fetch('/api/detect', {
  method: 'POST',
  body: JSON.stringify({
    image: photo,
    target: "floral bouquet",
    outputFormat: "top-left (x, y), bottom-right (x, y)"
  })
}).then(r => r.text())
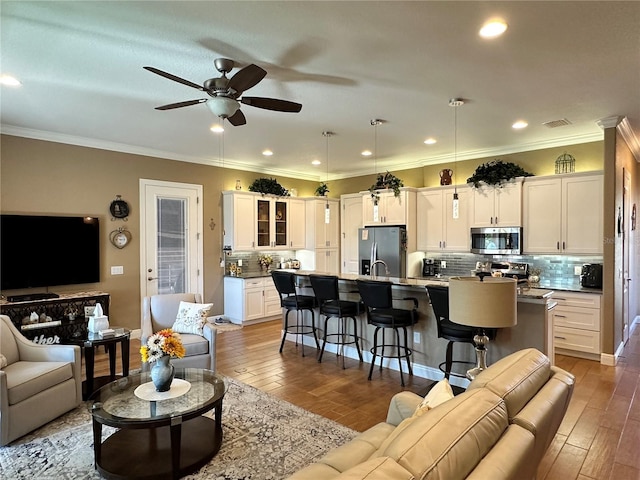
top-left (258, 254), bottom-right (273, 269)
top-left (140, 328), bottom-right (186, 363)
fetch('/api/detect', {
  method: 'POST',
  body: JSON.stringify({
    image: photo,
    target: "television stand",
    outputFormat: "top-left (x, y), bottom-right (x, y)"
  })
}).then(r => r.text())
top-left (7, 292), bottom-right (59, 302)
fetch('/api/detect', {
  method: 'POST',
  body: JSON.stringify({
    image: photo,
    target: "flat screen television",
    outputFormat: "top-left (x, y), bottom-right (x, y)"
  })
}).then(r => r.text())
top-left (0, 214), bottom-right (100, 291)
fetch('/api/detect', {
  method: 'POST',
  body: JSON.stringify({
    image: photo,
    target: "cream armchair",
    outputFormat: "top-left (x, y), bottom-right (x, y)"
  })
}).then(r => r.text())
top-left (141, 293), bottom-right (217, 371)
top-left (0, 314), bottom-right (82, 446)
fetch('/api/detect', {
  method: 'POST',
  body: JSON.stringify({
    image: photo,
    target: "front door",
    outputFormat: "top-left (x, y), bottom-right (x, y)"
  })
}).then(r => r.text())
top-left (139, 179), bottom-right (203, 298)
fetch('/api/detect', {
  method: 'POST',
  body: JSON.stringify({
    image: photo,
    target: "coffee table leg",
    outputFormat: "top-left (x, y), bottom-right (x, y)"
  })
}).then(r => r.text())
top-left (170, 418), bottom-right (183, 479)
top-left (85, 346), bottom-right (95, 398)
top-left (107, 342), bottom-right (117, 380)
top-left (121, 337), bottom-right (130, 376)
top-left (92, 418), bottom-right (102, 469)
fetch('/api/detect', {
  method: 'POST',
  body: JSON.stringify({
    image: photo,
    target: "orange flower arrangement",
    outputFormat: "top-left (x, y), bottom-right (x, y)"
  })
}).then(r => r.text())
top-left (140, 328), bottom-right (186, 363)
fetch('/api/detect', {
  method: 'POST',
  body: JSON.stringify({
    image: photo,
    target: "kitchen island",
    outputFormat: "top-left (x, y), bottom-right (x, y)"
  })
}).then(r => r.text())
top-left (272, 270), bottom-right (555, 387)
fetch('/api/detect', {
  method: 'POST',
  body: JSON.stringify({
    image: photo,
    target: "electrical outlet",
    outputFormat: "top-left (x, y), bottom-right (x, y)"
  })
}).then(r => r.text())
top-left (574, 266), bottom-right (582, 275)
top-left (440, 260), bottom-right (447, 269)
top-left (413, 332), bottom-right (421, 344)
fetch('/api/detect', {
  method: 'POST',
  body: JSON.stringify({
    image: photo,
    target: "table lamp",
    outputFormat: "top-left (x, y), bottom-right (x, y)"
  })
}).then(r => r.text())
top-left (448, 276), bottom-right (517, 380)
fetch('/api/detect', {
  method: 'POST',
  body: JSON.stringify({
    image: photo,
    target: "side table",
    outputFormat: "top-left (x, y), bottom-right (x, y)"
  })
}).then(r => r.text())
top-left (64, 327), bottom-right (130, 399)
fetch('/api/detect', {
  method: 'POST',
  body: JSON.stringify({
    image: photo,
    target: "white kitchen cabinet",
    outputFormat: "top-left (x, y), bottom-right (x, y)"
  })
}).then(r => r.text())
top-left (256, 196), bottom-right (289, 250)
top-left (523, 172), bottom-right (603, 254)
top-left (305, 197), bottom-right (340, 249)
top-left (223, 191), bottom-right (256, 251)
top-left (552, 292), bottom-right (601, 359)
top-left (470, 180), bottom-right (522, 227)
top-left (315, 248), bottom-right (340, 273)
top-left (417, 185), bottom-right (471, 252)
top-left (224, 276), bottom-right (281, 324)
top-left (362, 189), bottom-right (416, 226)
top-left (287, 197), bottom-right (306, 249)
top-left (340, 193), bottom-right (363, 274)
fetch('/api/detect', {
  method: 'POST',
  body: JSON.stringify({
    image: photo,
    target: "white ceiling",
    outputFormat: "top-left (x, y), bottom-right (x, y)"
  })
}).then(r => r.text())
top-left (1, 1), bottom-right (639, 181)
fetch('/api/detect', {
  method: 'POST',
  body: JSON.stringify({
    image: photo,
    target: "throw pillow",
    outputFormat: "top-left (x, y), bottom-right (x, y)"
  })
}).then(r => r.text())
top-left (172, 301), bottom-right (213, 336)
top-left (413, 378), bottom-right (454, 417)
top-left (0, 353), bottom-right (7, 369)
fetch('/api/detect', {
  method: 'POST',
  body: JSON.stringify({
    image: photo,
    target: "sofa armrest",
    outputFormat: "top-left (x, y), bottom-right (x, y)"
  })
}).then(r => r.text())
top-left (386, 391), bottom-right (422, 426)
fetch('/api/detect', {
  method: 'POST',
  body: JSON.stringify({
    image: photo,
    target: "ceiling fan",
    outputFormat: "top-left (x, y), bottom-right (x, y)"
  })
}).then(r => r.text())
top-left (143, 58), bottom-right (302, 126)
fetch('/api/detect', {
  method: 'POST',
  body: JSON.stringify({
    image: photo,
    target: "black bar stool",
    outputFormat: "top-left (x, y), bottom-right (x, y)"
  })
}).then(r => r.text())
top-left (426, 285), bottom-right (495, 380)
top-left (309, 274), bottom-right (363, 368)
top-left (271, 271), bottom-right (319, 356)
top-left (356, 279), bottom-right (418, 387)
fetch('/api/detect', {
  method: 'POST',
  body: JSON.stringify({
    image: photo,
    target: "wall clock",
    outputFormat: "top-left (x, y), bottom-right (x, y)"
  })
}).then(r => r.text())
top-left (109, 227), bottom-right (132, 249)
top-left (110, 195), bottom-right (130, 220)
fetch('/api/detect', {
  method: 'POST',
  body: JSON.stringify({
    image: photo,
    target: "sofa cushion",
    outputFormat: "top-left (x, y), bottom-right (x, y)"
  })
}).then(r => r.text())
top-left (336, 457), bottom-right (414, 480)
top-left (467, 348), bottom-right (551, 420)
top-left (1, 318), bottom-right (20, 365)
top-left (173, 301), bottom-right (213, 336)
top-left (379, 388), bottom-right (509, 480)
top-left (4, 360), bottom-right (74, 405)
top-left (181, 333), bottom-right (210, 357)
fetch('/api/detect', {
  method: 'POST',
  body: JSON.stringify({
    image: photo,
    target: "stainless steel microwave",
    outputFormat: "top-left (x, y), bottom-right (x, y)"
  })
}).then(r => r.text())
top-left (470, 227), bottom-right (522, 255)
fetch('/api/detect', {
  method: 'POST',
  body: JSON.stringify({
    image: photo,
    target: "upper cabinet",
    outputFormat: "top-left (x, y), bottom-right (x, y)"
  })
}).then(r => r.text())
top-left (223, 191), bottom-right (305, 251)
top-left (523, 172), bottom-right (603, 254)
top-left (470, 180), bottom-right (523, 227)
top-left (417, 185), bottom-right (471, 252)
top-left (305, 197), bottom-right (340, 249)
top-left (340, 193), bottom-right (363, 274)
top-left (362, 188), bottom-right (416, 226)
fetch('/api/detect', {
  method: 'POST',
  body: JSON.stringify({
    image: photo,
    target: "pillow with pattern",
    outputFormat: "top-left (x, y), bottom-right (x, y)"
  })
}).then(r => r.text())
top-left (172, 301), bottom-right (213, 336)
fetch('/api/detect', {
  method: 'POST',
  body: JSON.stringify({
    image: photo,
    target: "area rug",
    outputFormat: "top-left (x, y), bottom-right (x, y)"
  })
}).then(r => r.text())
top-left (0, 378), bottom-right (357, 479)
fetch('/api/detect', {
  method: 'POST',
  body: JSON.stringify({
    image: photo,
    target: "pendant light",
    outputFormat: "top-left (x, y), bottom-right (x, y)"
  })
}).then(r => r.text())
top-left (449, 99), bottom-right (464, 219)
top-left (322, 131), bottom-right (334, 223)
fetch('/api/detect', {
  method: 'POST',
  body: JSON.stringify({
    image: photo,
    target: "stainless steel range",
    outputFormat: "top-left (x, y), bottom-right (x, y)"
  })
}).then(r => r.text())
top-left (472, 261), bottom-right (529, 280)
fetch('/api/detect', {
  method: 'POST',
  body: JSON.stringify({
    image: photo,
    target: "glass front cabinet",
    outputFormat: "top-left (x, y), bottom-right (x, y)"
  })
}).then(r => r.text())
top-left (257, 198), bottom-right (288, 249)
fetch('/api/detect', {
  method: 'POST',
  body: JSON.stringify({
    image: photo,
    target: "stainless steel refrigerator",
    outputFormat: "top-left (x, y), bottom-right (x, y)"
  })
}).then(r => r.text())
top-left (358, 226), bottom-right (407, 277)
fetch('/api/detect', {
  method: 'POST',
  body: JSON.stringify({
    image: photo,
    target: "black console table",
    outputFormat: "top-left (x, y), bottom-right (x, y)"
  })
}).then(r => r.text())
top-left (0, 291), bottom-right (110, 343)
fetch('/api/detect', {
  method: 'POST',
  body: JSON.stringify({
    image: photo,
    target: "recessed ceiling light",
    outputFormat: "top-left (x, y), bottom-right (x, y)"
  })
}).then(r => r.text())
top-left (361, 150), bottom-right (372, 157)
top-left (311, 160), bottom-right (321, 166)
top-left (262, 149), bottom-right (273, 156)
top-left (424, 138), bottom-right (437, 145)
top-left (0, 75), bottom-right (21, 86)
top-left (512, 120), bottom-right (528, 129)
top-left (479, 18), bottom-right (508, 38)
top-left (210, 124), bottom-right (224, 133)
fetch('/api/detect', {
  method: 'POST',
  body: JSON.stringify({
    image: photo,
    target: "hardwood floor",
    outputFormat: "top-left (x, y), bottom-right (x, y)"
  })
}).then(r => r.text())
top-left (92, 320), bottom-right (640, 479)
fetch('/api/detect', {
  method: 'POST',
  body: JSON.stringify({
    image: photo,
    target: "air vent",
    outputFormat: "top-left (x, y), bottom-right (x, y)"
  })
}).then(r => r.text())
top-left (542, 118), bottom-right (572, 128)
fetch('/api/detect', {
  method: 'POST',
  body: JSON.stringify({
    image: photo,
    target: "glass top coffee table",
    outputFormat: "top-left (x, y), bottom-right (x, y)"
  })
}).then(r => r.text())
top-left (90, 368), bottom-right (227, 480)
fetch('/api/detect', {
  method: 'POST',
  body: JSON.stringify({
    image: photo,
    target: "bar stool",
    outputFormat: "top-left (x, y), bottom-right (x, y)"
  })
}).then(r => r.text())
top-left (309, 274), bottom-right (363, 368)
top-left (271, 271), bottom-right (319, 357)
top-left (356, 279), bottom-right (418, 387)
top-left (426, 285), bottom-right (495, 380)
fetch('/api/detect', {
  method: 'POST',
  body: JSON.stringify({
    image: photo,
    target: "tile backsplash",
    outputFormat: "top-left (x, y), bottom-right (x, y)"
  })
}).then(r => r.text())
top-left (225, 251), bottom-right (297, 276)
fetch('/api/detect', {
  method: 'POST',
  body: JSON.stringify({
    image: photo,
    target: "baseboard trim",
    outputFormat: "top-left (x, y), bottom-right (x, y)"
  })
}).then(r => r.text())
top-left (130, 328), bottom-right (141, 339)
top-left (284, 332), bottom-right (470, 389)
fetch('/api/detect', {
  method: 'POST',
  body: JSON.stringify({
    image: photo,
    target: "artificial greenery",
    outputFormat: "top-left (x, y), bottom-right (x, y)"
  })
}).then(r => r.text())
top-left (368, 171), bottom-right (404, 202)
top-left (314, 182), bottom-right (329, 196)
top-left (248, 177), bottom-right (290, 196)
top-left (466, 160), bottom-right (533, 188)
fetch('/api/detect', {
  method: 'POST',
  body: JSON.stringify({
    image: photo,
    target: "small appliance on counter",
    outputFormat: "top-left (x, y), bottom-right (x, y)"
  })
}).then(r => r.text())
top-left (422, 258), bottom-right (439, 277)
top-left (581, 263), bottom-right (603, 288)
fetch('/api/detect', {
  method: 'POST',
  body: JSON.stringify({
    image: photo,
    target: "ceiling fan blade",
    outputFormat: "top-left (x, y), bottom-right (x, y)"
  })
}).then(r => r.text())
top-left (143, 66), bottom-right (204, 91)
top-left (227, 64), bottom-right (267, 95)
top-left (155, 99), bottom-right (207, 110)
top-left (227, 109), bottom-right (247, 126)
top-left (241, 97), bottom-right (302, 113)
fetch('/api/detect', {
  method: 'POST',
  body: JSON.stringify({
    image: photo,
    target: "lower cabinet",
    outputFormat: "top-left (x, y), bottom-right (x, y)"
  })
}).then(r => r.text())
top-left (224, 276), bottom-right (281, 324)
top-left (315, 248), bottom-right (340, 274)
top-left (552, 292), bottom-right (601, 359)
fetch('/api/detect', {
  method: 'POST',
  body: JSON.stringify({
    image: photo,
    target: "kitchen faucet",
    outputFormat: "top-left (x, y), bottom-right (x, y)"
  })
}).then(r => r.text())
top-left (370, 259), bottom-right (390, 277)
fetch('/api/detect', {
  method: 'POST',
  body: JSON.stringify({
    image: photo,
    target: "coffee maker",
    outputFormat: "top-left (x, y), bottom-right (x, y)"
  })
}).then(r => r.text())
top-left (422, 258), bottom-right (438, 277)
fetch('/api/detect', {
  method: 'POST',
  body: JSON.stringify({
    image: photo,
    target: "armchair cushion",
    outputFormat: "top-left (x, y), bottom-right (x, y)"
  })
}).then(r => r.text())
top-left (172, 301), bottom-right (213, 336)
top-left (4, 361), bottom-right (74, 405)
top-left (0, 353), bottom-right (6, 368)
top-left (181, 333), bottom-right (211, 357)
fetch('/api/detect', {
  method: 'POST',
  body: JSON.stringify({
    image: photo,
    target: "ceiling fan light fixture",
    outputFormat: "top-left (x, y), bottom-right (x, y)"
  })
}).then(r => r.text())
top-left (206, 96), bottom-right (240, 118)
top-left (312, 159), bottom-right (321, 166)
top-left (512, 120), bottom-right (528, 129)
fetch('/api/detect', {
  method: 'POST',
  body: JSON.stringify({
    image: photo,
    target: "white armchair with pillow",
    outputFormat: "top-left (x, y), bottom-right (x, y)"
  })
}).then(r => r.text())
top-left (141, 293), bottom-right (216, 371)
top-left (1, 314), bottom-right (82, 446)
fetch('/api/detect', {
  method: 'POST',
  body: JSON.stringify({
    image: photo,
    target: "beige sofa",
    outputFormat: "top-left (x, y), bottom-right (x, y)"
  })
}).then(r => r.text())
top-left (0, 314), bottom-right (82, 446)
top-left (289, 348), bottom-right (574, 480)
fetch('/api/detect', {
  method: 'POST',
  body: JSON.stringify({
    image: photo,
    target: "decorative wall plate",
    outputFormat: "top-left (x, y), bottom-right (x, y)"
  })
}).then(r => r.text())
top-left (110, 195), bottom-right (130, 220)
top-left (109, 227), bottom-right (132, 249)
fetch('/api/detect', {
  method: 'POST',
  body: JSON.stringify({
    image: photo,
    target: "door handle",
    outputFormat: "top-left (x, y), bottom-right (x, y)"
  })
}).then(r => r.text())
top-left (147, 277), bottom-right (158, 281)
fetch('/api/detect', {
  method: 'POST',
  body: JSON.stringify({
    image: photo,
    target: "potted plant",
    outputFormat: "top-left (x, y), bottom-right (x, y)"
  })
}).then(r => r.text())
top-left (466, 160), bottom-right (533, 188)
top-left (368, 171), bottom-right (404, 202)
top-left (315, 182), bottom-right (329, 197)
top-left (248, 177), bottom-right (290, 196)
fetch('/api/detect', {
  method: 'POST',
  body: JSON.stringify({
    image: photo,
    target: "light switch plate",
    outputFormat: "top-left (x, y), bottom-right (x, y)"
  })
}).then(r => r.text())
top-left (440, 261), bottom-right (447, 268)
top-left (413, 332), bottom-right (421, 344)
top-left (110, 265), bottom-right (124, 275)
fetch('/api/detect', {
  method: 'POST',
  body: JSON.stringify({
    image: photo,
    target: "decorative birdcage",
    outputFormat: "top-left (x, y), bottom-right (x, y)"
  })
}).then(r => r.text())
top-left (555, 152), bottom-right (575, 174)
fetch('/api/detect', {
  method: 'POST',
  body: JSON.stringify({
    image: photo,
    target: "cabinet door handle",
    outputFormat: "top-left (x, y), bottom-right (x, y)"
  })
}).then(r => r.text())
top-left (490, 217), bottom-right (494, 225)
top-left (562, 241), bottom-right (566, 250)
top-left (555, 314), bottom-right (567, 318)
top-left (442, 241), bottom-right (446, 248)
top-left (557, 241), bottom-right (560, 250)
top-left (495, 217), bottom-right (498, 224)
top-left (554, 336), bottom-right (567, 340)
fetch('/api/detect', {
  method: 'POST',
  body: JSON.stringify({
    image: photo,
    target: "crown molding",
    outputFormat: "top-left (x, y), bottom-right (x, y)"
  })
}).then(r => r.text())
top-left (617, 117), bottom-right (640, 163)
